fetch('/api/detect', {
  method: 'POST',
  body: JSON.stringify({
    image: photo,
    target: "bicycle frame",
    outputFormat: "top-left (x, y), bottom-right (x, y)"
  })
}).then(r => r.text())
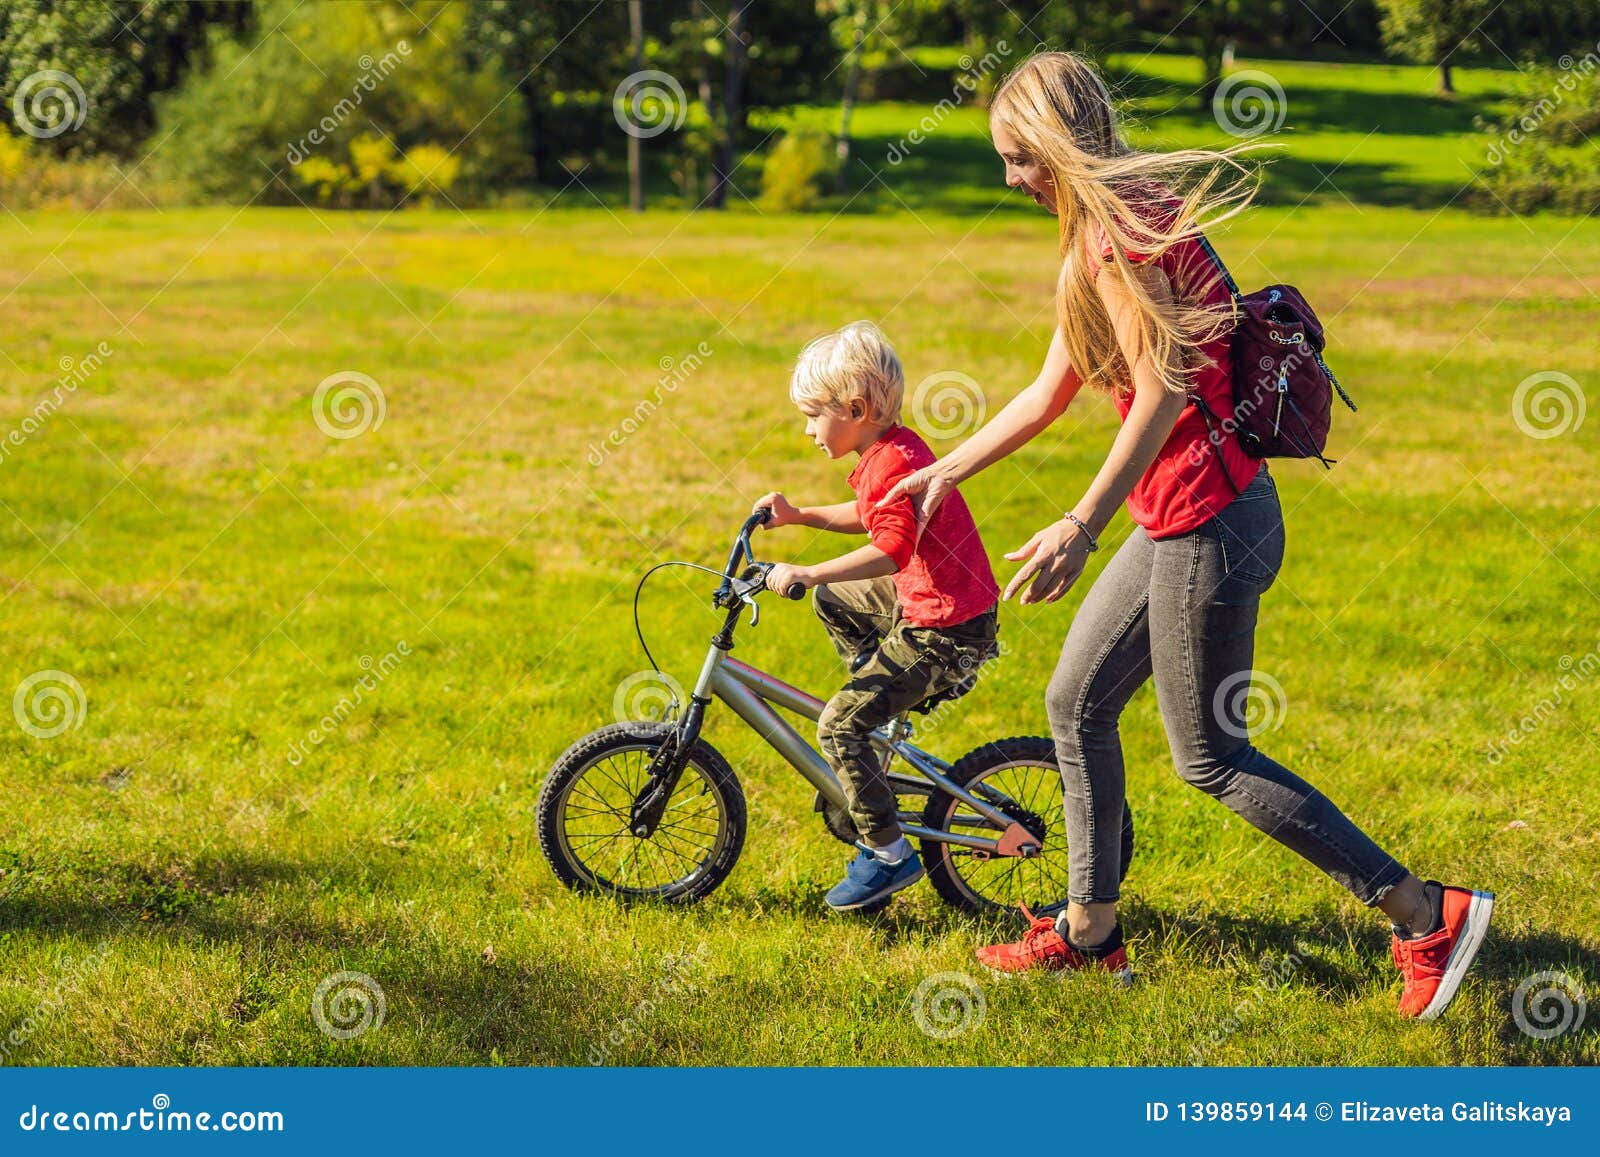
top-left (629, 510), bottom-right (1042, 859)
top-left (692, 644), bottom-right (1039, 856)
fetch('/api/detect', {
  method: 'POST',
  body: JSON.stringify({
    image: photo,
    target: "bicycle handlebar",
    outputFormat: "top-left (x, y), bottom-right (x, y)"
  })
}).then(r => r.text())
top-left (717, 509), bottom-right (805, 605)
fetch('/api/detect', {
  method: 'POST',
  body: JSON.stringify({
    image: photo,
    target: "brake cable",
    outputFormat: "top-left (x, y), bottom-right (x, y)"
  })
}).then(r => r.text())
top-left (630, 560), bottom-right (738, 703)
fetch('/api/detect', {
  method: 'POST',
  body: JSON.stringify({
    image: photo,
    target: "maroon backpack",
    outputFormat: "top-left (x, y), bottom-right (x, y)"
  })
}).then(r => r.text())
top-left (1186, 233), bottom-right (1358, 494)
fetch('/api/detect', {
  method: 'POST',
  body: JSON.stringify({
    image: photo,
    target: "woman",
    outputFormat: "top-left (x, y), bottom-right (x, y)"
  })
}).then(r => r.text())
top-left (879, 52), bottom-right (1492, 1020)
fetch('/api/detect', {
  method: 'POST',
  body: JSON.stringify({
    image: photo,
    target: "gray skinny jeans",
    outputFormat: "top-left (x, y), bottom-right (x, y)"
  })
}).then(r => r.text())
top-left (1046, 464), bottom-right (1409, 905)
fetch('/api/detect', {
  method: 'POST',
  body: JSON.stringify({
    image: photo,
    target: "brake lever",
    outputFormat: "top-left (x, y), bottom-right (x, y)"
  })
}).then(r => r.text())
top-left (741, 563), bottom-right (771, 626)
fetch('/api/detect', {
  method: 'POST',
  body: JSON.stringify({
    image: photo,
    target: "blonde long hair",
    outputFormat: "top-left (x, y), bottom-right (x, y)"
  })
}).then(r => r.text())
top-left (991, 51), bottom-right (1269, 394)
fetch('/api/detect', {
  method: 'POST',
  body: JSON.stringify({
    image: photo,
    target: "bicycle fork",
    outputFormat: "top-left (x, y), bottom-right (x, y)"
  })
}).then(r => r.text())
top-left (627, 601), bottom-right (745, 838)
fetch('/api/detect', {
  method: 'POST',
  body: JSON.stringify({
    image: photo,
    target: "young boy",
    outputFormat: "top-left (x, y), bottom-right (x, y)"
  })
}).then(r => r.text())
top-left (754, 321), bottom-right (1000, 911)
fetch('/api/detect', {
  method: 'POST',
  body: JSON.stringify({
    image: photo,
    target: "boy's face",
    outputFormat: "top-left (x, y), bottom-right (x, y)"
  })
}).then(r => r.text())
top-left (800, 400), bottom-right (870, 459)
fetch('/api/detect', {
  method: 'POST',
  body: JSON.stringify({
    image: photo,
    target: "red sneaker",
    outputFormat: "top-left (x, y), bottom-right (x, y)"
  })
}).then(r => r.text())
top-left (1391, 883), bottom-right (1494, 1020)
top-left (975, 905), bottom-right (1132, 982)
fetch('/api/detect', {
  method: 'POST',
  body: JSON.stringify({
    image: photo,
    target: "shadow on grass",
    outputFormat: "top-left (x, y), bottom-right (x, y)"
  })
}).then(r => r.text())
top-left (0, 849), bottom-right (398, 947)
top-left (1102, 60), bottom-right (1509, 139)
top-left (840, 134), bottom-right (1468, 215)
top-left (550, 133), bottom-right (1469, 217)
top-left (5, 853), bottom-right (1594, 1063)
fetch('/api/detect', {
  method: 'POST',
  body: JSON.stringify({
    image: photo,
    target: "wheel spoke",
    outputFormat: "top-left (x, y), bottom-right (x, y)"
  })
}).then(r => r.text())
top-left (555, 749), bottom-right (730, 896)
top-left (933, 761), bottom-right (1074, 913)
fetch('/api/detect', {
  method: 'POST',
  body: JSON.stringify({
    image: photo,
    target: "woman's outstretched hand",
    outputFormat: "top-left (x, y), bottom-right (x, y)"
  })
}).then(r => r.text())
top-left (1003, 518), bottom-right (1094, 605)
top-left (875, 463), bottom-right (955, 537)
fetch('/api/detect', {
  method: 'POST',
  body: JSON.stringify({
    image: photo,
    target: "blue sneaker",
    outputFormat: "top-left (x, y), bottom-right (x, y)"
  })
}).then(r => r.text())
top-left (824, 843), bottom-right (924, 911)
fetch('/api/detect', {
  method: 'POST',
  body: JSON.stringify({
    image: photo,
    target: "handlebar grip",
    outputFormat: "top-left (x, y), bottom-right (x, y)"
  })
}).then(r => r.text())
top-left (783, 582), bottom-right (805, 600)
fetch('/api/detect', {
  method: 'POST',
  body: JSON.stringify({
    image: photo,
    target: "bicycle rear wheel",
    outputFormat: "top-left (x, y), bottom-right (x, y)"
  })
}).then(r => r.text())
top-left (537, 722), bottom-right (745, 904)
top-left (921, 735), bottom-right (1133, 917)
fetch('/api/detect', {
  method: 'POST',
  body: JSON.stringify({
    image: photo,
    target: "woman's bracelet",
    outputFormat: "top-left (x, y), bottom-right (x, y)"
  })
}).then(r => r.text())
top-left (1062, 511), bottom-right (1099, 552)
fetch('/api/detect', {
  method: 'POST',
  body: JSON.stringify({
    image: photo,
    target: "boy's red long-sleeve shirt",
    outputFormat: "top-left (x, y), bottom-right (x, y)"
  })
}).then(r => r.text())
top-left (846, 424), bottom-right (998, 628)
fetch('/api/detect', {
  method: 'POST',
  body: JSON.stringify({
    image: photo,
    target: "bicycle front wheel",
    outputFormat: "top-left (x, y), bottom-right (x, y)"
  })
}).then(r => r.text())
top-left (537, 722), bottom-right (746, 904)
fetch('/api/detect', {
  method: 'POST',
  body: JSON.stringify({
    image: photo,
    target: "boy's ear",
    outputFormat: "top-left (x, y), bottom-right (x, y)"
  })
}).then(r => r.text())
top-left (848, 399), bottom-right (866, 421)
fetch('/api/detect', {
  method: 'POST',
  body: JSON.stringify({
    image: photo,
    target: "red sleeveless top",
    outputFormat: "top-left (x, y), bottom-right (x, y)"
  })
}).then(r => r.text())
top-left (1089, 191), bottom-right (1261, 539)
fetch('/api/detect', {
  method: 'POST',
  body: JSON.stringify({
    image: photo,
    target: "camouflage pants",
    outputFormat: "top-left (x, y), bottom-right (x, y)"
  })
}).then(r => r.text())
top-left (813, 576), bottom-right (999, 845)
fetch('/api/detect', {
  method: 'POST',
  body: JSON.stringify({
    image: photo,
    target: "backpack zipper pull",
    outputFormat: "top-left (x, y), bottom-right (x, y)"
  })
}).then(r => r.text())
top-left (1273, 362), bottom-right (1288, 436)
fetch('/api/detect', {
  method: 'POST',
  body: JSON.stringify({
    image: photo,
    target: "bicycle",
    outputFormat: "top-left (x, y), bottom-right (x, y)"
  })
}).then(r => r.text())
top-left (537, 509), bottom-right (1134, 915)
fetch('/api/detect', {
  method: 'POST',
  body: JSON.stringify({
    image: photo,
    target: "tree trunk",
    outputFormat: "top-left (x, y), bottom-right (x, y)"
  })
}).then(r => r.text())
top-left (1198, 42), bottom-right (1224, 111)
top-left (628, 0), bottom-right (645, 212)
top-left (1438, 59), bottom-right (1455, 94)
top-left (527, 88), bottom-right (550, 186)
top-left (1194, 12), bottom-right (1225, 113)
top-left (705, 0), bottom-right (750, 210)
top-left (836, 19), bottom-right (864, 194)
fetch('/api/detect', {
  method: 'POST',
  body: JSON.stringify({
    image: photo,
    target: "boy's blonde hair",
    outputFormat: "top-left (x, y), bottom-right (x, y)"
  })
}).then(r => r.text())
top-left (790, 321), bottom-right (904, 424)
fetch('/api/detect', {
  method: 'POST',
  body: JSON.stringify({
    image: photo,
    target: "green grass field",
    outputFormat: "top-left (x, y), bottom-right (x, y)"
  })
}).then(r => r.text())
top-left (0, 54), bottom-right (1596, 1066)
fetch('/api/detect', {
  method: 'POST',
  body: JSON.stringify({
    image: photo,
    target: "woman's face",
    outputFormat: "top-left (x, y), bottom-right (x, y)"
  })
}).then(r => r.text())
top-left (993, 122), bottom-right (1056, 213)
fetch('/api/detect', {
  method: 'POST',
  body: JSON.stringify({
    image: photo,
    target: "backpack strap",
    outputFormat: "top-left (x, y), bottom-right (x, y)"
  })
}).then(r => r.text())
top-left (1185, 389), bottom-right (1243, 497)
top-left (1184, 229), bottom-right (1245, 499)
top-left (1192, 232), bottom-right (1241, 300)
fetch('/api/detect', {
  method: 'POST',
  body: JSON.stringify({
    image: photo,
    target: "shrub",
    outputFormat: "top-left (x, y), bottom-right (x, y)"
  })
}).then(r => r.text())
top-left (0, 127), bottom-right (171, 210)
top-left (289, 132), bottom-right (463, 209)
top-left (1472, 59), bottom-right (1600, 214)
top-left (154, 0), bottom-right (524, 206)
top-left (758, 126), bottom-right (834, 213)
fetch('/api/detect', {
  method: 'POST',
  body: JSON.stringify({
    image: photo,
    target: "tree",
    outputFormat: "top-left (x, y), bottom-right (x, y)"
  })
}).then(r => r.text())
top-left (704, 0), bottom-right (750, 209)
top-left (1381, 0), bottom-right (1600, 92)
top-left (1189, 1), bottom-right (1252, 109)
top-left (817, 0), bottom-right (877, 193)
top-left (649, 0), bottom-right (831, 208)
top-left (0, 0), bottom-right (250, 155)
top-left (1122, 1), bottom-right (1282, 110)
top-left (156, 0), bottom-right (525, 204)
top-left (460, 0), bottom-right (629, 186)
top-left (628, 0), bottom-right (645, 211)
top-left (1377, 0), bottom-right (1502, 93)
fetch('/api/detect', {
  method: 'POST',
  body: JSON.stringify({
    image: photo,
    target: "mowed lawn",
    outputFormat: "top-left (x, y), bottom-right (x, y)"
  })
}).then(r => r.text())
top-left (2, 57), bottom-right (1598, 1064)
